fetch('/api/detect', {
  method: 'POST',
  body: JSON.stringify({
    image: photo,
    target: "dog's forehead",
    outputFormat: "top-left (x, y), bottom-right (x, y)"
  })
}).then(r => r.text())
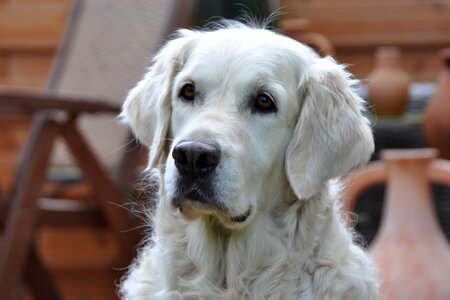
top-left (179, 29), bottom-right (302, 89)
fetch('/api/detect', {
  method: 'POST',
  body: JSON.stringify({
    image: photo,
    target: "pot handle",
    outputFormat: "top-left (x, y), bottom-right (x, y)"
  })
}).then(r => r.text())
top-left (342, 161), bottom-right (388, 211)
top-left (428, 159), bottom-right (450, 186)
top-left (343, 158), bottom-right (450, 212)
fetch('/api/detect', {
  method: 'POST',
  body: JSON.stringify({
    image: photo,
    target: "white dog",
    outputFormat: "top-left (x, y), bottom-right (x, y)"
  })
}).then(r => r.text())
top-left (119, 21), bottom-right (379, 300)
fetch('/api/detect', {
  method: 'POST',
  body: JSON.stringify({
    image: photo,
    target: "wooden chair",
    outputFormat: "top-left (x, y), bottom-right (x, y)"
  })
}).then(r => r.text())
top-left (0, 0), bottom-right (194, 299)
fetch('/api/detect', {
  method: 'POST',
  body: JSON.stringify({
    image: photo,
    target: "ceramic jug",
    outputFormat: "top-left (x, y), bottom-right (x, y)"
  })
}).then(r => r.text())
top-left (367, 47), bottom-right (411, 115)
top-left (423, 48), bottom-right (450, 159)
top-left (344, 149), bottom-right (450, 300)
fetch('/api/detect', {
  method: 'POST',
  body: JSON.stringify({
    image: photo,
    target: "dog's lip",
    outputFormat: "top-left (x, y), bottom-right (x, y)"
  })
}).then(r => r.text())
top-left (175, 199), bottom-right (252, 224)
top-left (174, 198), bottom-right (222, 215)
top-left (230, 207), bottom-right (252, 223)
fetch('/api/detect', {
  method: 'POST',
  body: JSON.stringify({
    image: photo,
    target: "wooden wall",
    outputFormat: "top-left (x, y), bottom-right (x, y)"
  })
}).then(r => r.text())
top-left (0, 0), bottom-right (70, 192)
top-left (279, 0), bottom-right (450, 81)
top-left (0, 0), bottom-right (71, 91)
top-left (1, 0), bottom-right (448, 89)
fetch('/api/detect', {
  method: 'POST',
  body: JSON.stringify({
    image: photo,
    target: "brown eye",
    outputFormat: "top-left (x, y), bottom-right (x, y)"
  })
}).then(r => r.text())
top-left (179, 83), bottom-right (196, 101)
top-left (253, 92), bottom-right (277, 113)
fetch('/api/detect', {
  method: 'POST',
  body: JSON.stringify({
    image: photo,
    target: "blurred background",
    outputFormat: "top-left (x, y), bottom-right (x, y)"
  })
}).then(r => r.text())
top-left (0, 0), bottom-right (449, 299)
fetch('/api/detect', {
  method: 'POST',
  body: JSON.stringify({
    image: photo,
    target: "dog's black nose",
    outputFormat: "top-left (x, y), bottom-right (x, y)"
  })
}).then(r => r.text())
top-left (172, 140), bottom-right (220, 176)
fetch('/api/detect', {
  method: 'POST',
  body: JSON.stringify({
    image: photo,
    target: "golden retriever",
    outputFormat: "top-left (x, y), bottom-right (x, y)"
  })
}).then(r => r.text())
top-left (119, 21), bottom-right (378, 300)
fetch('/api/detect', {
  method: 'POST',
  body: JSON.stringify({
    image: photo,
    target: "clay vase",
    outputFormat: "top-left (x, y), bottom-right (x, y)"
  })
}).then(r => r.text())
top-left (344, 149), bottom-right (450, 300)
top-left (367, 47), bottom-right (411, 115)
top-left (423, 48), bottom-right (450, 159)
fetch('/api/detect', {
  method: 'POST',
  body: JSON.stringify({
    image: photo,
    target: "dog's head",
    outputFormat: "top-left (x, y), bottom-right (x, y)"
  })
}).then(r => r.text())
top-left (121, 23), bottom-right (373, 228)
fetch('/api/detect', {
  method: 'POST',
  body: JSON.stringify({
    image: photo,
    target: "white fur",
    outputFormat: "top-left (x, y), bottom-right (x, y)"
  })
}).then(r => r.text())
top-left (120, 22), bottom-right (378, 300)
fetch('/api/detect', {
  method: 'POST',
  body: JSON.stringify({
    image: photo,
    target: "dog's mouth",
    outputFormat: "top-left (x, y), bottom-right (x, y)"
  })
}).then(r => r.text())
top-left (229, 207), bottom-right (252, 223)
top-left (173, 184), bottom-right (252, 225)
top-left (176, 200), bottom-right (252, 225)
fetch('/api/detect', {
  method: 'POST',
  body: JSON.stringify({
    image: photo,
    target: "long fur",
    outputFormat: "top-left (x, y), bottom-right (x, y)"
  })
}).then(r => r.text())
top-left (119, 21), bottom-right (379, 300)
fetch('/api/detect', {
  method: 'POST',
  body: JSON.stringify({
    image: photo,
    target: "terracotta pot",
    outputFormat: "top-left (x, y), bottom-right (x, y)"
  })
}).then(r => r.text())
top-left (367, 47), bottom-right (411, 116)
top-left (423, 48), bottom-right (450, 159)
top-left (344, 149), bottom-right (450, 300)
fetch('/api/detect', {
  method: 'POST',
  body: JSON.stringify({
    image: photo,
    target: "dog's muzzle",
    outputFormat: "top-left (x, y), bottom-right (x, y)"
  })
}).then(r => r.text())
top-left (171, 140), bottom-right (251, 224)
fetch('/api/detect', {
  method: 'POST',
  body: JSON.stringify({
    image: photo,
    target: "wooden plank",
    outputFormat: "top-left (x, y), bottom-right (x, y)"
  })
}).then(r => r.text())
top-left (0, 4), bottom-right (69, 52)
top-left (3, 53), bottom-right (54, 90)
top-left (0, 115), bottom-right (30, 191)
top-left (303, 11), bottom-right (449, 23)
top-left (0, 55), bottom-right (10, 77)
top-left (11, 54), bottom-right (54, 77)
top-left (0, 92), bottom-right (120, 115)
top-left (0, 198), bottom-right (107, 229)
top-left (25, 244), bottom-right (62, 300)
top-left (0, 77), bottom-right (47, 90)
top-left (0, 36), bottom-right (60, 52)
top-left (308, 19), bottom-right (450, 36)
top-left (0, 5), bottom-right (68, 37)
top-left (279, 0), bottom-right (450, 51)
top-left (13, 0), bottom-right (70, 4)
top-left (0, 53), bottom-right (55, 91)
top-left (0, 113), bottom-right (58, 300)
top-left (328, 32), bottom-right (450, 49)
top-left (0, 115), bottom-right (30, 192)
top-left (280, 2), bottom-right (450, 34)
top-left (282, 0), bottom-right (449, 11)
top-left (49, 268), bottom-right (119, 300)
top-left (0, 115), bottom-right (30, 151)
top-left (39, 228), bottom-right (120, 270)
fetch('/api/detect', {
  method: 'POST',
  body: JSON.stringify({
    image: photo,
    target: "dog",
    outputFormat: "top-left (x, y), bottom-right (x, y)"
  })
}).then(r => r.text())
top-left (119, 21), bottom-right (379, 300)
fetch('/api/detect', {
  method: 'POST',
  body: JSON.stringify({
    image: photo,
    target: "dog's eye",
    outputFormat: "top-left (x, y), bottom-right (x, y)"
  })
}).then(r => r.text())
top-left (253, 93), bottom-right (277, 113)
top-left (179, 83), bottom-right (196, 101)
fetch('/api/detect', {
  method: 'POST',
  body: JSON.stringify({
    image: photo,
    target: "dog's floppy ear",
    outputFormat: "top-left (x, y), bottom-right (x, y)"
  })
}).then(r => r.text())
top-left (121, 30), bottom-right (195, 168)
top-left (285, 56), bottom-right (374, 199)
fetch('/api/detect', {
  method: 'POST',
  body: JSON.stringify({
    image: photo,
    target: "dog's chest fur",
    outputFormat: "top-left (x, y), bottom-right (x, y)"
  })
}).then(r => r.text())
top-left (124, 184), bottom-right (377, 300)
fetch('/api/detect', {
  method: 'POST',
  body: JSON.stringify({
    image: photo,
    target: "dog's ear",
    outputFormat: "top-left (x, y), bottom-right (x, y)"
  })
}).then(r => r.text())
top-left (121, 30), bottom-right (195, 168)
top-left (285, 56), bottom-right (374, 199)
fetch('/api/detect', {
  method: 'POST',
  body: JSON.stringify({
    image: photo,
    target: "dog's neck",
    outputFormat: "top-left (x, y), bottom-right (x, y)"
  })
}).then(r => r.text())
top-left (153, 181), bottom-right (349, 296)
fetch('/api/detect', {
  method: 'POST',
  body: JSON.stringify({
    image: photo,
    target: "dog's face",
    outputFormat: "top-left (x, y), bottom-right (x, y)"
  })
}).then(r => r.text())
top-left (165, 30), bottom-right (303, 226)
top-left (122, 24), bottom-right (374, 229)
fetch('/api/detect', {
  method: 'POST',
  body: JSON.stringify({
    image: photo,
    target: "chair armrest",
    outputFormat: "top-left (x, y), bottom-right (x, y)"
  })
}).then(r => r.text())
top-left (0, 90), bottom-right (120, 115)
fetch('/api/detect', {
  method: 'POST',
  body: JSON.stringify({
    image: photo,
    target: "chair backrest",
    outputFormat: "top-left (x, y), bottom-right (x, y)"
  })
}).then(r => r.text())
top-left (47, 0), bottom-right (194, 169)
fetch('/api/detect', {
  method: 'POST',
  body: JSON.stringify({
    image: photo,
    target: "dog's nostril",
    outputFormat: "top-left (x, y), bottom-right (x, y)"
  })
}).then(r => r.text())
top-left (172, 147), bottom-right (188, 165)
top-left (172, 140), bottom-right (220, 176)
top-left (197, 151), bottom-right (220, 169)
